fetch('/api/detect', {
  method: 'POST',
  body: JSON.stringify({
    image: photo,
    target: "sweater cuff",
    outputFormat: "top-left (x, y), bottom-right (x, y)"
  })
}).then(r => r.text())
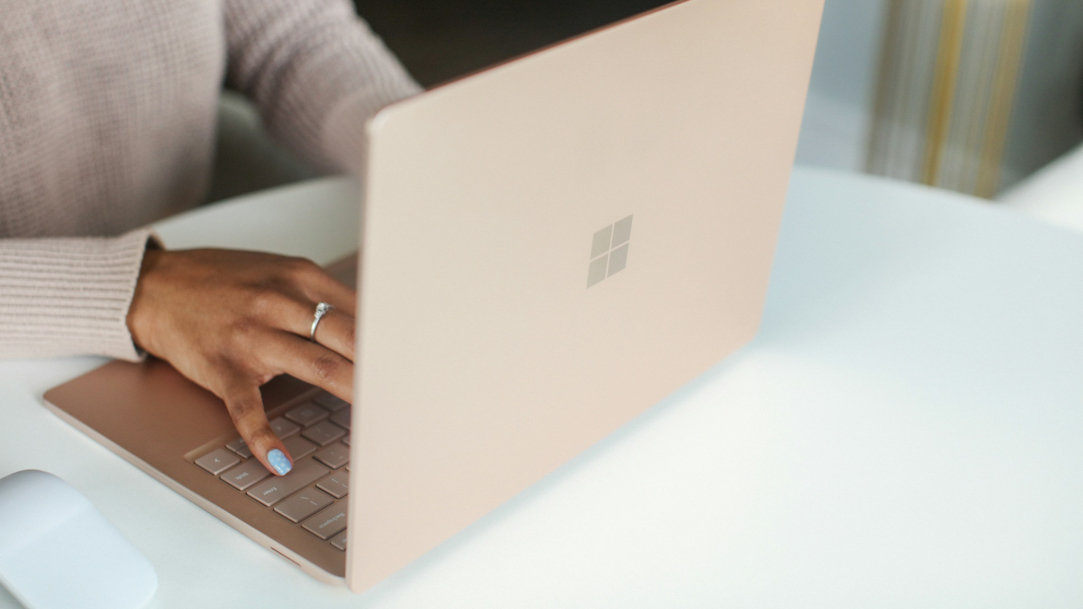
top-left (0, 228), bottom-right (160, 362)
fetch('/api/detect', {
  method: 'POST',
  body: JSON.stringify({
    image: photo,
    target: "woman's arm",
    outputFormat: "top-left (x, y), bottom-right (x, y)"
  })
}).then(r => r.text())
top-left (222, 0), bottom-right (423, 173)
top-left (0, 229), bottom-right (156, 361)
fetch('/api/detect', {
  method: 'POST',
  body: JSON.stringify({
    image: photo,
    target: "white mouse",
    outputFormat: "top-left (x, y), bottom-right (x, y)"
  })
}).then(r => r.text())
top-left (0, 470), bottom-right (157, 609)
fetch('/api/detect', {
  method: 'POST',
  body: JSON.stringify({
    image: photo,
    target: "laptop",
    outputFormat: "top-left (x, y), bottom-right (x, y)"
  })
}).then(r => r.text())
top-left (43, 0), bottom-right (824, 593)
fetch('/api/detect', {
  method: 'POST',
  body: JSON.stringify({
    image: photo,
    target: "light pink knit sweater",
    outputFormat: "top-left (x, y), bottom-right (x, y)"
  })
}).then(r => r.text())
top-left (0, 0), bottom-right (420, 360)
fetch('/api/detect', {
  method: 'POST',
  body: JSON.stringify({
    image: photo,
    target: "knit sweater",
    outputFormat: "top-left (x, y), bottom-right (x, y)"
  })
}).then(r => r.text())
top-left (0, 0), bottom-right (421, 360)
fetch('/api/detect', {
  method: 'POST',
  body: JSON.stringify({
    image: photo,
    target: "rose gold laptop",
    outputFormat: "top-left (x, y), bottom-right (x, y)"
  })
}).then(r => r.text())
top-left (43, 0), bottom-right (823, 593)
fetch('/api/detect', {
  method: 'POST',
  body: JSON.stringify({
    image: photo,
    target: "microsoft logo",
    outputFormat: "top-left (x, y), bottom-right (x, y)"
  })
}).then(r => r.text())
top-left (587, 215), bottom-right (633, 288)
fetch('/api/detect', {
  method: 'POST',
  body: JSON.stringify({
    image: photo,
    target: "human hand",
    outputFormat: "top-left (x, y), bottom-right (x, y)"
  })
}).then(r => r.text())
top-left (127, 248), bottom-right (355, 476)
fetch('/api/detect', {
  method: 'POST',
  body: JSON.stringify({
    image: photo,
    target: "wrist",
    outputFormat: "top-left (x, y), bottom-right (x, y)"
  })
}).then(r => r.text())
top-left (127, 247), bottom-right (166, 354)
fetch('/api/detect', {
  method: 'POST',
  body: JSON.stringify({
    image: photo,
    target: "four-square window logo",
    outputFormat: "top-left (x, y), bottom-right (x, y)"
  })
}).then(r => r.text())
top-left (587, 215), bottom-right (633, 288)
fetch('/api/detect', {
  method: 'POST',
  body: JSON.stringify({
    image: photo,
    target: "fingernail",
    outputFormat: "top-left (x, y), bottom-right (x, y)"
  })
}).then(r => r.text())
top-left (267, 449), bottom-right (292, 476)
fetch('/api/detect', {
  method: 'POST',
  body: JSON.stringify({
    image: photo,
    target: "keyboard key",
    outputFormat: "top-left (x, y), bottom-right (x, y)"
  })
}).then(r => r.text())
top-left (285, 402), bottom-right (328, 427)
top-left (269, 417), bottom-right (300, 439)
top-left (313, 393), bottom-right (350, 412)
top-left (274, 486), bottom-right (334, 523)
top-left (302, 420), bottom-right (346, 447)
top-left (329, 529), bottom-right (348, 551)
top-left (220, 459), bottom-right (271, 491)
top-left (195, 448), bottom-right (240, 475)
top-left (313, 442), bottom-right (349, 469)
top-left (226, 437), bottom-right (253, 459)
top-left (283, 435), bottom-right (317, 460)
top-left (302, 503), bottom-right (348, 540)
top-left (316, 471), bottom-right (349, 499)
top-left (246, 460), bottom-right (330, 507)
top-left (330, 407), bottom-right (351, 430)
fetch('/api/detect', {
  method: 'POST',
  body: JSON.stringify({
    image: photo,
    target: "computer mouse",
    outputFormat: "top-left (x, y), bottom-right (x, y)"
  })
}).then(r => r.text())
top-left (0, 470), bottom-right (157, 609)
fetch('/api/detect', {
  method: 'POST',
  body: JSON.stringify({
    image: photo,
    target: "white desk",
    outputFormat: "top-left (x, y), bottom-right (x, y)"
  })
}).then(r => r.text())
top-left (2, 167), bottom-right (1082, 607)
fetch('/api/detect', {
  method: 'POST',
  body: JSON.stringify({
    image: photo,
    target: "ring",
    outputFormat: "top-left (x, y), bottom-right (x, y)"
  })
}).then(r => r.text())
top-left (309, 302), bottom-right (334, 341)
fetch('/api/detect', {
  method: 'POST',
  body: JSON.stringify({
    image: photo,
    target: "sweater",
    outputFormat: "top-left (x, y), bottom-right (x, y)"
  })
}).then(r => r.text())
top-left (0, 0), bottom-right (421, 360)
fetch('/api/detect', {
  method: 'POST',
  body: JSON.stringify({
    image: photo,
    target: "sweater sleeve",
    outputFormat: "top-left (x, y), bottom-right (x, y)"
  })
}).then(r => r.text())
top-left (0, 229), bottom-right (157, 362)
top-left (222, 0), bottom-right (423, 174)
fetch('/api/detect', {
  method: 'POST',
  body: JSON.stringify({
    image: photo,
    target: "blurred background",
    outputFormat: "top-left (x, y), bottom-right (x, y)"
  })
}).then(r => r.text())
top-left (218, 0), bottom-right (1083, 230)
top-left (356, 0), bottom-right (1083, 195)
top-left (795, 0), bottom-right (1083, 201)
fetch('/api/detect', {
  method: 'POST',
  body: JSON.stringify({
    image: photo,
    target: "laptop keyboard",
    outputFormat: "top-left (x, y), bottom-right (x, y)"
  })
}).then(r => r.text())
top-left (193, 391), bottom-right (352, 551)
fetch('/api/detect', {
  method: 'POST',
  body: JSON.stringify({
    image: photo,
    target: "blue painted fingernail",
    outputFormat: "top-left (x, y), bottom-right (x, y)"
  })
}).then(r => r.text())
top-left (267, 449), bottom-right (292, 476)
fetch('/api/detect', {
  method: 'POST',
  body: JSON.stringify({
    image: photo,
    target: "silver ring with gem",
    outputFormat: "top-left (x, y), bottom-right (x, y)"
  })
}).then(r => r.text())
top-left (309, 302), bottom-right (334, 341)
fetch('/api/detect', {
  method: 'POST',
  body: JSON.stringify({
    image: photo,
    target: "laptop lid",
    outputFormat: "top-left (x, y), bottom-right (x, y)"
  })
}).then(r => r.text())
top-left (348, 0), bottom-right (824, 591)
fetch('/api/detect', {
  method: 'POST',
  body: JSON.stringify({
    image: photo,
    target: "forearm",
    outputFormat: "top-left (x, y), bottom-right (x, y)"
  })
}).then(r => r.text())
top-left (223, 0), bottom-right (422, 173)
top-left (0, 229), bottom-right (158, 361)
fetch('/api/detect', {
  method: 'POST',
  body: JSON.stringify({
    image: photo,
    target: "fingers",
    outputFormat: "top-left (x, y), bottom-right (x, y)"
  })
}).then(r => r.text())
top-left (309, 307), bottom-right (355, 361)
top-left (262, 334), bottom-right (355, 405)
top-left (220, 377), bottom-right (293, 476)
top-left (306, 272), bottom-right (357, 317)
top-left (280, 297), bottom-right (355, 362)
top-left (278, 256), bottom-right (357, 319)
top-left (218, 263), bottom-right (355, 477)
top-left (249, 272), bottom-right (356, 361)
top-left (217, 333), bottom-right (353, 477)
top-left (217, 333), bottom-right (352, 478)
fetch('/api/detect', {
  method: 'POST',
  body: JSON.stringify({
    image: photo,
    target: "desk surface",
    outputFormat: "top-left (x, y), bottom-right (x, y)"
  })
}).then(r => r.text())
top-left (2, 167), bottom-right (1082, 608)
